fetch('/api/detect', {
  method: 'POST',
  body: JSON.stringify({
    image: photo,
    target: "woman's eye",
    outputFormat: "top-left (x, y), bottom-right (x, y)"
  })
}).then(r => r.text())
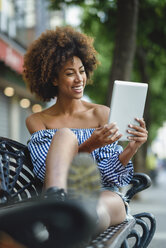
top-left (66, 72), bottom-right (73, 76)
top-left (80, 70), bottom-right (85, 74)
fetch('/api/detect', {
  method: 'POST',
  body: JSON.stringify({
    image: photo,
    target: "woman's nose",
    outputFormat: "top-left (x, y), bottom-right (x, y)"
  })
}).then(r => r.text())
top-left (75, 73), bottom-right (82, 82)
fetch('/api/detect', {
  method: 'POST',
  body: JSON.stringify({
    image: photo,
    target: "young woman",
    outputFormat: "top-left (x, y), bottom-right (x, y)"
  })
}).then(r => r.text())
top-left (23, 26), bottom-right (148, 237)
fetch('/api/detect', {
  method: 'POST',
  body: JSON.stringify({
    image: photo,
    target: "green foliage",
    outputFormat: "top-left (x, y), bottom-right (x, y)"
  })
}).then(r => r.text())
top-left (48, 0), bottom-right (166, 143)
top-left (81, 5), bottom-right (116, 103)
top-left (136, 0), bottom-right (166, 141)
top-left (48, 0), bottom-right (84, 10)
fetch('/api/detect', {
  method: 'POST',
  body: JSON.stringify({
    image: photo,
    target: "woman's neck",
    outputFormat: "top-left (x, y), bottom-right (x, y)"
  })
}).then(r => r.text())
top-left (55, 98), bottom-right (85, 115)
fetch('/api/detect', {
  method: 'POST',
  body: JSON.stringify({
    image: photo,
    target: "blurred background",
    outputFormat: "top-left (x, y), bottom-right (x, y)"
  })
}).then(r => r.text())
top-left (0, 0), bottom-right (166, 246)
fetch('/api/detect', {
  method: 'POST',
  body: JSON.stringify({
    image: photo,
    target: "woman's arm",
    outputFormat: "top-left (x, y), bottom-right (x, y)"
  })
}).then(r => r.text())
top-left (79, 105), bottom-right (122, 153)
top-left (78, 123), bottom-right (122, 153)
top-left (79, 105), bottom-right (148, 163)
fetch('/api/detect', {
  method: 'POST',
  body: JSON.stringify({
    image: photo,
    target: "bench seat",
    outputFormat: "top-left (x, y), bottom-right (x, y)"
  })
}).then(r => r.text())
top-left (0, 137), bottom-right (156, 248)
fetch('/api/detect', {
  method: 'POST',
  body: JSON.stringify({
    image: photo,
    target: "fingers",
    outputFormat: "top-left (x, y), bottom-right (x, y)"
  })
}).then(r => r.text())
top-left (128, 118), bottom-right (148, 133)
top-left (135, 117), bottom-right (147, 129)
top-left (104, 125), bottom-right (118, 136)
top-left (101, 123), bottom-right (117, 133)
top-left (128, 136), bottom-right (147, 142)
top-left (104, 124), bottom-right (123, 143)
top-left (102, 124), bottom-right (119, 137)
top-left (96, 123), bottom-right (122, 144)
top-left (109, 132), bottom-right (123, 142)
top-left (128, 125), bottom-right (148, 135)
top-left (127, 118), bottom-right (148, 142)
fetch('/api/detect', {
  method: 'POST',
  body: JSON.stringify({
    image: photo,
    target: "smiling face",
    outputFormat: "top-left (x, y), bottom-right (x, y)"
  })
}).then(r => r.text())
top-left (53, 56), bottom-right (87, 100)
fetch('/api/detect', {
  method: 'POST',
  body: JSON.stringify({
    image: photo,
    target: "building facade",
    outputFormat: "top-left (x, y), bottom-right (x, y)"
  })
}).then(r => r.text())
top-left (0, 0), bottom-right (63, 144)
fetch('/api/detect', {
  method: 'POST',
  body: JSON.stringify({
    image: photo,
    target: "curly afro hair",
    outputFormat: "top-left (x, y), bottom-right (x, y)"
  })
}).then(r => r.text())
top-left (23, 26), bottom-right (99, 101)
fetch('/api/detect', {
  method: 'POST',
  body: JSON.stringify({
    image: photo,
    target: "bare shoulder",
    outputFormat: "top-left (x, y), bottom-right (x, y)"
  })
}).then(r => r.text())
top-left (26, 112), bottom-right (46, 134)
top-left (93, 104), bottom-right (110, 125)
top-left (83, 101), bottom-right (110, 126)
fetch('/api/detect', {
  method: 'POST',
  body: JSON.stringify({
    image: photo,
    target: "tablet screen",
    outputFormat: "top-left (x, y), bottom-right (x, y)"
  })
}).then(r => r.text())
top-left (108, 80), bottom-right (148, 141)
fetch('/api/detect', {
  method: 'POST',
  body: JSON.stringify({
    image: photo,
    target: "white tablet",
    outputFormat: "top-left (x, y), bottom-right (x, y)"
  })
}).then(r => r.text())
top-left (108, 80), bottom-right (148, 141)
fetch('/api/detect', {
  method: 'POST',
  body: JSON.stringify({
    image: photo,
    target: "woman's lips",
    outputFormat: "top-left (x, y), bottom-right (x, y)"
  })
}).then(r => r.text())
top-left (72, 85), bottom-right (84, 92)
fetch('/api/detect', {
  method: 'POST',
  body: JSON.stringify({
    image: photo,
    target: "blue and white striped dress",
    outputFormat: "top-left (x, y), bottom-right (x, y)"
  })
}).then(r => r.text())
top-left (28, 128), bottom-right (134, 189)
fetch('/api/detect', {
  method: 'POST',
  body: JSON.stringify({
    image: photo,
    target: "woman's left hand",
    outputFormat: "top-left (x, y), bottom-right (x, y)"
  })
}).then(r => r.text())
top-left (119, 118), bottom-right (148, 166)
top-left (127, 118), bottom-right (148, 149)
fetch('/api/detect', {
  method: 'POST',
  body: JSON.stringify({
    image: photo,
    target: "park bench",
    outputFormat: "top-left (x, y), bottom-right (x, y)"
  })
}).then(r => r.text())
top-left (0, 136), bottom-right (156, 248)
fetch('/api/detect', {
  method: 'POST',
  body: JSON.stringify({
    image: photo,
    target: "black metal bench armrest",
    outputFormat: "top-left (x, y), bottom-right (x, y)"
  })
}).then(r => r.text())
top-left (0, 137), bottom-right (156, 248)
top-left (87, 217), bottom-right (136, 248)
top-left (125, 173), bottom-right (152, 203)
top-left (133, 212), bottom-right (156, 248)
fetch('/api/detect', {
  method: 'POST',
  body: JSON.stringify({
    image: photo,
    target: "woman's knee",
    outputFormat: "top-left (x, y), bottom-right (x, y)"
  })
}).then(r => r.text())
top-left (111, 195), bottom-right (126, 224)
top-left (56, 128), bottom-right (75, 137)
top-left (52, 128), bottom-right (78, 149)
top-left (98, 191), bottom-right (126, 225)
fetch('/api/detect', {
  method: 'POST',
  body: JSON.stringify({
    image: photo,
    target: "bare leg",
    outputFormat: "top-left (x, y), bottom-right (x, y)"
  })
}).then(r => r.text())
top-left (96, 191), bottom-right (126, 234)
top-left (0, 131), bottom-right (126, 248)
top-left (45, 128), bottom-right (78, 190)
top-left (44, 129), bottom-right (126, 233)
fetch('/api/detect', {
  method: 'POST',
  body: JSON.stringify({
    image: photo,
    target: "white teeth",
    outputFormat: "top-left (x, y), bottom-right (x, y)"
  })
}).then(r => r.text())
top-left (73, 86), bottom-right (83, 90)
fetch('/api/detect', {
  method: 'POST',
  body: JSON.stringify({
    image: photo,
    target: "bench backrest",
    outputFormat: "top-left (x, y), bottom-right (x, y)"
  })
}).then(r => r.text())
top-left (0, 137), bottom-right (42, 204)
top-left (0, 137), bottom-right (156, 248)
top-left (0, 136), bottom-right (152, 205)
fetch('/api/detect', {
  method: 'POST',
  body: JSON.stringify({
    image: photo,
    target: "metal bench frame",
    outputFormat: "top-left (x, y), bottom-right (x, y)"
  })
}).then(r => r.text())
top-left (0, 137), bottom-right (156, 248)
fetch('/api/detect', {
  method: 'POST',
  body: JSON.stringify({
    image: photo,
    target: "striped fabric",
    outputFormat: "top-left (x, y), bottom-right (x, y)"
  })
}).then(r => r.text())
top-left (27, 128), bottom-right (133, 188)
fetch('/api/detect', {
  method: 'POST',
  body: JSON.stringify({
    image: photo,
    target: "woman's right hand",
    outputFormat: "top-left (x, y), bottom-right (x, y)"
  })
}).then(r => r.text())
top-left (87, 123), bottom-right (122, 152)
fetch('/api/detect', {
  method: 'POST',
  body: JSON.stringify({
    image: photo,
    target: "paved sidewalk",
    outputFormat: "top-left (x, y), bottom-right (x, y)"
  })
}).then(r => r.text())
top-left (129, 169), bottom-right (166, 248)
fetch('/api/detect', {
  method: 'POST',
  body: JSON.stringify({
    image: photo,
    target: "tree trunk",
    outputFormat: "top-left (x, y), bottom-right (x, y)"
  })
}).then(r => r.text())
top-left (134, 47), bottom-right (151, 172)
top-left (106, 0), bottom-right (139, 106)
top-left (136, 47), bottom-right (150, 133)
top-left (105, 0), bottom-right (150, 174)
